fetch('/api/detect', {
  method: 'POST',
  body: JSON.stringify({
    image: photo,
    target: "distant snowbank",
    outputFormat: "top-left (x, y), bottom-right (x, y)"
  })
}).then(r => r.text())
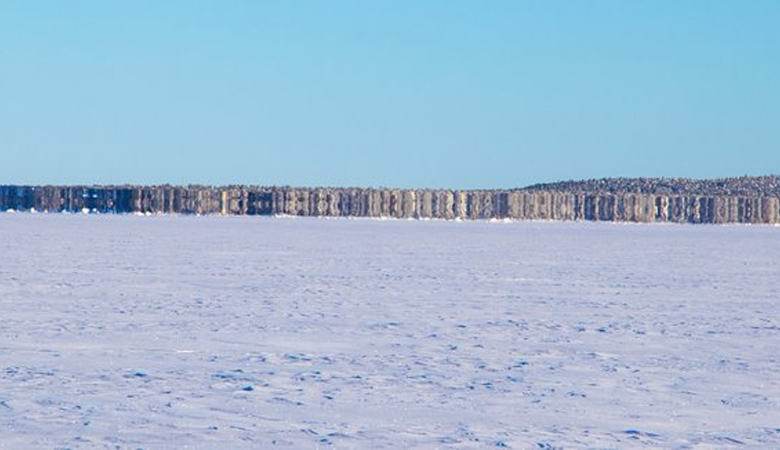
top-left (2, 208), bottom-right (780, 228)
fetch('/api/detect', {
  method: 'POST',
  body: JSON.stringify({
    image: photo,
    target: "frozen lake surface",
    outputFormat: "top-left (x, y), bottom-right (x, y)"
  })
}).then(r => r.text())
top-left (0, 214), bottom-right (778, 449)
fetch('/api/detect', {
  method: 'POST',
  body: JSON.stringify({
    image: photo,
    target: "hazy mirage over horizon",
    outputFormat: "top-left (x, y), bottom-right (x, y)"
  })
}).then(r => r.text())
top-left (2, 1), bottom-right (779, 188)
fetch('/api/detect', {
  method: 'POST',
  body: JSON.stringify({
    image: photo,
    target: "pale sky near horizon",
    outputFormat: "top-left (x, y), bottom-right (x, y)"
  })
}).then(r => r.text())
top-left (1, 1), bottom-right (778, 188)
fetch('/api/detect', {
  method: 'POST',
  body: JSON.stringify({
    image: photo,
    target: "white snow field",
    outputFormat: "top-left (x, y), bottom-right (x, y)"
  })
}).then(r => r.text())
top-left (0, 214), bottom-right (778, 449)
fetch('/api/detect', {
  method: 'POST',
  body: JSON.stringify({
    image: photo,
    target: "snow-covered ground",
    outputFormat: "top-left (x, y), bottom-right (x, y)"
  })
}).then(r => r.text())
top-left (0, 214), bottom-right (778, 449)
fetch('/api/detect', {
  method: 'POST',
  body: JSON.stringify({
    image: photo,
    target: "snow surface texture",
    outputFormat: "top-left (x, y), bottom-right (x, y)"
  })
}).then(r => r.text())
top-left (0, 214), bottom-right (778, 449)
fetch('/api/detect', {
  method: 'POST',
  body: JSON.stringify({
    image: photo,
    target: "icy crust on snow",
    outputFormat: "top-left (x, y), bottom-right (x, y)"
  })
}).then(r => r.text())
top-left (0, 214), bottom-right (778, 449)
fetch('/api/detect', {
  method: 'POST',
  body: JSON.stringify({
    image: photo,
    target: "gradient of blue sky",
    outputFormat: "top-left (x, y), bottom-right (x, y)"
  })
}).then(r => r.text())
top-left (1, 1), bottom-right (778, 188)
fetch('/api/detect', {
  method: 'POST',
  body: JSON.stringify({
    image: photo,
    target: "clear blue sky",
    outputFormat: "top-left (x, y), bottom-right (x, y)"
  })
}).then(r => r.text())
top-left (1, 1), bottom-right (778, 188)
